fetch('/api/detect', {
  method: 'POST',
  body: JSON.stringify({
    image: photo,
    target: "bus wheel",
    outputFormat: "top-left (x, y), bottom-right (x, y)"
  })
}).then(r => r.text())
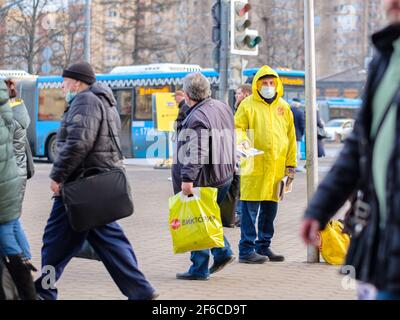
top-left (46, 135), bottom-right (57, 163)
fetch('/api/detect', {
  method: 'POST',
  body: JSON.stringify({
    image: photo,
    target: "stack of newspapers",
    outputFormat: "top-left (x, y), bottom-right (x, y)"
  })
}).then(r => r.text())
top-left (236, 145), bottom-right (264, 158)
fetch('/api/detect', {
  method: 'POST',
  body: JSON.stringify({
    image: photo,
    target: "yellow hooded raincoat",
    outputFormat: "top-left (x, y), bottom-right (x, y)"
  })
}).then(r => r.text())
top-left (235, 65), bottom-right (297, 202)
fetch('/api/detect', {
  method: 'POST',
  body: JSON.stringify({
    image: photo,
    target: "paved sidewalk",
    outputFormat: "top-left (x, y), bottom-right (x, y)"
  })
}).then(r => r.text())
top-left (22, 144), bottom-right (356, 300)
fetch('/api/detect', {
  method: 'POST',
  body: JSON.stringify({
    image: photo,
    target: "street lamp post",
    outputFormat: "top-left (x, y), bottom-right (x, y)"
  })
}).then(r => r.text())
top-left (84, 0), bottom-right (91, 63)
top-left (304, 0), bottom-right (319, 263)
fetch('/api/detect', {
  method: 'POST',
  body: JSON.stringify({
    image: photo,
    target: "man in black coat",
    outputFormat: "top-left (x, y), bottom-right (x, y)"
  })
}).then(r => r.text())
top-left (290, 98), bottom-right (305, 170)
top-left (34, 62), bottom-right (157, 300)
top-left (301, 0), bottom-right (400, 300)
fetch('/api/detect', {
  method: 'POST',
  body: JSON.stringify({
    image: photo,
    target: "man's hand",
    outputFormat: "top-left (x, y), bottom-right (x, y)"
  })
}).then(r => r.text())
top-left (240, 140), bottom-right (251, 149)
top-left (300, 218), bottom-right (321, 247)
top-left (181, 182), bottom-right (194, 196)
top-left (285, 167), bottom-right (296, 179)
top-left (50, 180), bottom-right (61, 196)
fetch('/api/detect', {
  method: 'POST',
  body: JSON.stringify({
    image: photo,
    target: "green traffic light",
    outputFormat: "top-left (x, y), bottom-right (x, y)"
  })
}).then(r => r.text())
top-left (247, 36), bottom-right (262, 48)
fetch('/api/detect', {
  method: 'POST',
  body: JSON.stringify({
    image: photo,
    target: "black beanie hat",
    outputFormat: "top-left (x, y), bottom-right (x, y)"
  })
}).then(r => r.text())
top-left (62, 62), bottom-right (96, 85)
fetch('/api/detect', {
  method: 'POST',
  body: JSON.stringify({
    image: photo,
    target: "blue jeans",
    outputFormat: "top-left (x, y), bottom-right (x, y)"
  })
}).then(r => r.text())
top-left (376, 291), bottom-right (400, 300)
top-left (0, 219), bottom-right (31, 260)
top-left (239, 201), bottom-right (278, 258)
top-left (236, 200), bottom-right (242, 217)
top-left (34, 196), bottom-right (155, 300)
top-left (188, 180), bottom-right (234, 278)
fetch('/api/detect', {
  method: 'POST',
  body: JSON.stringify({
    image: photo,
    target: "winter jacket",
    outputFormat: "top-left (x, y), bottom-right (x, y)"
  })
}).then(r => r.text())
top-left (304, 24), bottom-right (400, 294)
top-left (0, 81), bottom-right (22, 224)
top-left (50, 82), bottom-right (122, 184)
top-left (235, 65), bottom-right (297, 202)
top-left (172, 98), bottom-right (236, 194)
top-left (10, 99), bottom-right (30, 178)
top-left (291, 106), bottom-right (305, 142)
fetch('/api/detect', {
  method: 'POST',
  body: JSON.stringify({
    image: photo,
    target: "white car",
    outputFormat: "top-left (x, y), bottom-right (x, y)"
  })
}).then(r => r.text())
top-left (324, 118), bottom-right (355, 142)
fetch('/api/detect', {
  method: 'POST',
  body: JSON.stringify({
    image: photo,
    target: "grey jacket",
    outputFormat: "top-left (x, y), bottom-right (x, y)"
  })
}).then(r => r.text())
top-left (172, 98), bottom-right (236, 194)
top-left (0, 81), bottom-right (22, 224)
top-left (10, 100), bottom-right (30, 177)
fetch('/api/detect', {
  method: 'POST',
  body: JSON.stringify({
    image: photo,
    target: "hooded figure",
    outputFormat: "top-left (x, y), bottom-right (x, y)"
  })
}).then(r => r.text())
top-left (0, 80), bottom-right (22, 225)
top-left (5, 79), bottom-right (32, 194)
top-left (0, 79), bottom-right (36, 300)
top-left (235, 65), bottom-right (297, 263)
top-left (49, 81), bottom-right (123, 183)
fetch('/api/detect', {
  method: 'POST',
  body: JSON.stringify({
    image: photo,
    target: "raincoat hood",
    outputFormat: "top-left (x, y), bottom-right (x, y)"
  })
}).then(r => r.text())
top-left (0, 80), bottom-right (9, 105)
top-left (252, 65), bottom-right (284, 103)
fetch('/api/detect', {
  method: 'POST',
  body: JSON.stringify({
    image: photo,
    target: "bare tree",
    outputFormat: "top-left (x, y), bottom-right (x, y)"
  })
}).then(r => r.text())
top-left (3, 0), bottom-right (63, 74)
top-left (173, 0), bottom-right (212, 66)
top-left (251, 0), bottom-right (304, 70)
top-left (50, 1), bottom-right (85, 74)
top-left (97, 0), bottom-right (178, 67)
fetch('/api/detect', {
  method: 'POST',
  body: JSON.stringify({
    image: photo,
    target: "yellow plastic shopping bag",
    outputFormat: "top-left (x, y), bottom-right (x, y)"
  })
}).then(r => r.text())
top-left (168, 187), bottom-right (224, 254)
top-left (319, 220), bottom-right (350, 265)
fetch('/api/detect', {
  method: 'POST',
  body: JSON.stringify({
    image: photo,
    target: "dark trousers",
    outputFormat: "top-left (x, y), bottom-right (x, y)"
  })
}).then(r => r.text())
top-left (188, 180), bottom-right (233, 277)
top-left (239, 201), bottom-right (278, 258)
top-left (34, 197), bottom-right (155, 300)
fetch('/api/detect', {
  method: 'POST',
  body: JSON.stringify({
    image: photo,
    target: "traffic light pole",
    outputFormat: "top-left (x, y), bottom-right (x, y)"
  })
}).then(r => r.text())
top-left (218, 0), bottom-right (229, 103)
top-left (304, 0), bottom-right (320, 263)
top-left (84, 0), bottom-right (92, 63)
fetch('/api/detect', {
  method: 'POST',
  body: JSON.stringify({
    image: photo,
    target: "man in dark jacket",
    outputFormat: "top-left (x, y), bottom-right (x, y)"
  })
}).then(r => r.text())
top-left (290, 98), bottom-right (305, 170)
top-left (301, 0), bottom-right (400, 300)
top-left (34, 62), bottom-right (156, 300)
top-left (172, 73), bottom-right (236, 280)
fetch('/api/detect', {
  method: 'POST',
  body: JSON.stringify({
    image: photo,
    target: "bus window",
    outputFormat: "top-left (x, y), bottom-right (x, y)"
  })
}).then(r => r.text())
top-left (114, 89), bottom-right (133, 115)
top-left (38, 88), bottom-right (66, 121)
top-left (134, 86), bottom-right (170, 121)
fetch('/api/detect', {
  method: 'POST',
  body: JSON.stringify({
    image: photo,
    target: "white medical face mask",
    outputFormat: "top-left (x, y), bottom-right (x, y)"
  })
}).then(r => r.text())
top-left (260, 86), bottom-right (276, 99)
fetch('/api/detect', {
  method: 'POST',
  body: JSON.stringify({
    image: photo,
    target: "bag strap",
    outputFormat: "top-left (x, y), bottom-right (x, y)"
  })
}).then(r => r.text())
top-left (98, 97), bottom-right (124, 160)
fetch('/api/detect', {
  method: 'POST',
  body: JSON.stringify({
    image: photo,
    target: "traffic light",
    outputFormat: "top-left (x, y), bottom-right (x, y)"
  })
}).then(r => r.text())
top-left (211, 0), bottom-right (221, 71)
top-left (230, 0), bottom-right (261, 56)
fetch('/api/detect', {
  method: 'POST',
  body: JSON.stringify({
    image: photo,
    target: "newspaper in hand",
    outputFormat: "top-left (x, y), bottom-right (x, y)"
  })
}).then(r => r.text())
top-left (237, 144), bottom-right (264, 158)
top-left (276, 176), bottom-right (294, 201)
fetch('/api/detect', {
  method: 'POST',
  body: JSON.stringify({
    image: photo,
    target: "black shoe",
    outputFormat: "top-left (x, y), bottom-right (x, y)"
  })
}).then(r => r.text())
top-left (259, 249), bottom-right (285, 262)
top-left (176, 272), bottom-right (209, 281)
top-left (5, 255), bottom-right (37, 300)
top-left (238, 252), bottom-right (268, 264)
top-left (209, 256), bottom-right (235, 274)
top-left (146, 291), bottom-right (160, 300)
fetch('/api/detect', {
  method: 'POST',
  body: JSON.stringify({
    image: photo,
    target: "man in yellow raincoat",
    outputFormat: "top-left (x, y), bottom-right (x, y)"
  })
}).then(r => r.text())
top-left (235, 65), bottom-right (297, 264)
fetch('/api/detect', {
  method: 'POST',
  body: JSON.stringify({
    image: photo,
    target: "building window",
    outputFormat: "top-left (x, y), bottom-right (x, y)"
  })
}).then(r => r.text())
top-left (108, 10), bottom-right (118, 17)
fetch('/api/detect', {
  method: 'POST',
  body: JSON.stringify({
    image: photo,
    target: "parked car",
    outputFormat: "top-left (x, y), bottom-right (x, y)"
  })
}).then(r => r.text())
top-left (324, 118), bottom-right (355, 142)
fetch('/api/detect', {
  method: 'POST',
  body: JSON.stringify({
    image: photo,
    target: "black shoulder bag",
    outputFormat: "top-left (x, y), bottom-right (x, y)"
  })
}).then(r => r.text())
top-left (25, 138), bottom-right (35, 180)
top-left (61, 104), bottom-right (134, 232)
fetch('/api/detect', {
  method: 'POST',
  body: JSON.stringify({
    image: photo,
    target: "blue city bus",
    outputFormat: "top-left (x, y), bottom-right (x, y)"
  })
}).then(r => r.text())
top-left (318, 98), bottom-right (362, 123)
top-left (8, 64), bottom-right (305, 161)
